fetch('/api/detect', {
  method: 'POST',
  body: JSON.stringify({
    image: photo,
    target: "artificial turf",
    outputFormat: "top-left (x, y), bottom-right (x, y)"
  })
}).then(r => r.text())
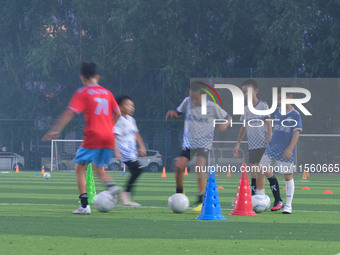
top-left (0, 171), bottom-right (339, 255)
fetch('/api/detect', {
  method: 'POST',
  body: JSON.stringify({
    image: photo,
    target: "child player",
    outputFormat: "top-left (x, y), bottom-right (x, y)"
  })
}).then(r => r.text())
top-left (114, 95), bottom-right (146, 207)
top-left (233, 79), bottom-right (283, 211)
top-left (258, 86), bottom-right (302, 214)
top-left (42, 62), bottom-right (121, 215)
top-left (166, 81), bottom-right (232, 212)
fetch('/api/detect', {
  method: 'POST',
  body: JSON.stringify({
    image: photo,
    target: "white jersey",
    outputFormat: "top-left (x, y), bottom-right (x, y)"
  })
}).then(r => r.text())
top-left (240, 100), bottom-right (270, 150)
top-left (114, 115), bottom-right (139, 162)
top-left (177, 97), bottom-right (228, 150)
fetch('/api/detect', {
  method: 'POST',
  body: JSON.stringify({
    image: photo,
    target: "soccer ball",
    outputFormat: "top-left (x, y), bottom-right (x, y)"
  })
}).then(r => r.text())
top-left (251, 194), bottom-right (271, 213)
top-left (43, 172), bottom-right (51, 179)
top-left (93, 191), bottom-right (117, 212)
top-left (168, 193), bottom-right (189, 213)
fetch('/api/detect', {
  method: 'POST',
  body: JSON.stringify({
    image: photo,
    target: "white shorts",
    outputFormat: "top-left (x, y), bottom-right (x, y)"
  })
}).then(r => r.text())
top-left (259, 154), bottom-right (295, 174)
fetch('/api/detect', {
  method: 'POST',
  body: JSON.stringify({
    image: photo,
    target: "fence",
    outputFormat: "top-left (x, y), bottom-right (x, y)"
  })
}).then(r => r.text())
top-left (39, 134), bottom-right (340, 175)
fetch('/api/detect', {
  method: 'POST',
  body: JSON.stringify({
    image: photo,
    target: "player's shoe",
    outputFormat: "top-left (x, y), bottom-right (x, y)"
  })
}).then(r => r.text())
top-left (108, 185), bottom-right (122, 196)
top-left (232, 199), bottom-right (236, 206)
top-left (192, 203), bottom-right (202, 213)
top-left (271, 200), bottom-right (284, 211)
top-left (121, 191), bottom-right (141, 207)
top-left (72, 205), bottom-right (91, 215)
top-left (282, 205), bottom-right (292, 214)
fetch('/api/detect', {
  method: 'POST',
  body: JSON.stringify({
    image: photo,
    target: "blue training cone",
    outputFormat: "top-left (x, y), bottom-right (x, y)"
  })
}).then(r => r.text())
top-left (196, 165), bottom-right (226, 221)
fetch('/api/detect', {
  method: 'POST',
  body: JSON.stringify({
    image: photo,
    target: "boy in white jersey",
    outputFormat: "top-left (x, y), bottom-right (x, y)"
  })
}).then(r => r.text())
top-left (166, 81), bottom-right (232, 212)
top-left (258, 86), bottom-right (302, 214)
top-left (114, 95), bottom-right (146, 207)
top-left (233, 79), bottom-right (283, 211)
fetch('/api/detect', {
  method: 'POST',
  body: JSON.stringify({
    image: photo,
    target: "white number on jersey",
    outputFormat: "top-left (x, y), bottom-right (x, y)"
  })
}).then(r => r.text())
top-left (94, 98), bottom-right (109, 115)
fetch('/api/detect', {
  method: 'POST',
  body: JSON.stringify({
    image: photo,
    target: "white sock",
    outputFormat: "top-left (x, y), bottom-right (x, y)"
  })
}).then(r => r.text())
top-left (255, 189), bottom-right (265, 195)
top-left (285, 179), bottom-right (295, 207)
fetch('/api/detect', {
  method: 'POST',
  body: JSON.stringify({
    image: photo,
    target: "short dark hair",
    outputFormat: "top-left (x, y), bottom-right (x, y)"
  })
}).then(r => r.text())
top-left (80, 62), bottom-right (98, 79)
top-left (242, 79), bottom-right (258, 89)
top-left (189, 81), bottom-right (205, 92)
top-left (116, 95), bottom-right (133, 106)
top-left (277, 85), bottom-right (292, 95)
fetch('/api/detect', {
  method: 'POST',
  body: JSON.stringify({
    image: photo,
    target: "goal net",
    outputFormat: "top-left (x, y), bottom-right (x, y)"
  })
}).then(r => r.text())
top-left (50, 139), bottom-right (125, 172)
top-left (51, 140), bottom-right (82, 171)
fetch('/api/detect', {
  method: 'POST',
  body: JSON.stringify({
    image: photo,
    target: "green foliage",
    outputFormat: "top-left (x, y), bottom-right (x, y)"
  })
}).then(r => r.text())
top-left (1, 0), bottom-right (339, 117)
top-left (0, 0), bottom-right (340, 165)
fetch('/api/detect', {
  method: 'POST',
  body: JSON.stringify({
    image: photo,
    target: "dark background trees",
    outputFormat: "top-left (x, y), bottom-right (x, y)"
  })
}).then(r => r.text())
top-left (0, 0), bottom-right (339, 169)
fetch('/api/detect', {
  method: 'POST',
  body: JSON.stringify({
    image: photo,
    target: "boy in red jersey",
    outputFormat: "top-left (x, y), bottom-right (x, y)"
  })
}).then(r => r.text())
top-left (42, 62), bottom-right (121, 214)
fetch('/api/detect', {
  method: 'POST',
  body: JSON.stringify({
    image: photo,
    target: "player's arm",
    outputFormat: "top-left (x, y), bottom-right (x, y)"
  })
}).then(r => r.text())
top-left (114, 143), bottom-right (122, 161)
top-left (165, 110), bottom-right (183, 120)
top-left (265, 118), bottom-right (272, 146)
top-left (136, 133), bottom-right (146, 157)
top-left (167, 98), bottom-right (188, 120)
top-left (284, 130), bottom-right (301, 159)
top-left (233, 125), bottom-right (246, 157)
top-left (42, 109), bottom-right (75, 141)
top-left (113, 108), bottom-right (121, 124)
top-left (218, 114), bottom-right (232, 132)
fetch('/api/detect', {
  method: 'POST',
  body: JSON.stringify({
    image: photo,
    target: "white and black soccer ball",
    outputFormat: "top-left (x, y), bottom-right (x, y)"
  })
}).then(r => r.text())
top-left (93, 191), bottom-right (117, 212)
top-left (251, 194), bottom-right (271, 213)
top-left (43, 172), bottom-right (51, 179)
top-left (168, 193), bottom-right (189, 213)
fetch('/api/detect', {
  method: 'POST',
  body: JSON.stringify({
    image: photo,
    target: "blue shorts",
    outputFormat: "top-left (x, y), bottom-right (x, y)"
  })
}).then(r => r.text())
top-left (73, 147), bottom-right (113, 167)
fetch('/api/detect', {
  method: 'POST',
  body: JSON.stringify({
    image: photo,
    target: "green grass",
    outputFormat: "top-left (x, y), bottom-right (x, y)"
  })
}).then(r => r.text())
top-left (0, 171), bottom-right (339, 255)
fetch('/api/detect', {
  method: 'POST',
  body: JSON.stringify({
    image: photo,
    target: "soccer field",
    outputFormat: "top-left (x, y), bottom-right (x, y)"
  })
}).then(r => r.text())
top-left (0, 171), bottom-right (339, 255)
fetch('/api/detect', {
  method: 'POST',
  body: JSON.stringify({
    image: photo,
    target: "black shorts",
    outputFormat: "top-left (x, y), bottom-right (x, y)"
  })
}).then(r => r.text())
top-left (249, 148), bottom-right (266, 164)
top-left (124, 160), bottom-right (142, 172)
top-left (179, 148), bottom-right (209, 161)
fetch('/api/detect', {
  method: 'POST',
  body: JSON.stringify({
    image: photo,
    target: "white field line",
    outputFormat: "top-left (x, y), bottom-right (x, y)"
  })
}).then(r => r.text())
top-left (0, 203), bottom-right (338, 213)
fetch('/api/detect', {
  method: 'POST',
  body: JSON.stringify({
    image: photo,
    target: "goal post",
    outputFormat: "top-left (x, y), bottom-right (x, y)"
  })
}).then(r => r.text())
top-left (50, 139), bottom-right (125, 172)
top-left (51, 140), bottom-right (83, 171)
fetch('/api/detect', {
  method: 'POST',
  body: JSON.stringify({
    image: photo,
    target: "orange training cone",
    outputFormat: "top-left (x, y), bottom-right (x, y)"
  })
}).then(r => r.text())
top-left (302, 170), bottom-right (307, 180)
top-left (162, 167), bottom-right (166, 178)
top-left (227, 166), bottom-right (231, 178)
top-left (229, 163), bottom-right (257, 216)
top-left (16, 165), bottom-right (19, 173)
top-left (184, 167), bottom-right (188, 176)
top-left (323, 190), bottom-right (333, 194)
top-left (41, 165), bottom-right (45, 174)
top-left (102, 166), bottom-right (105, 173)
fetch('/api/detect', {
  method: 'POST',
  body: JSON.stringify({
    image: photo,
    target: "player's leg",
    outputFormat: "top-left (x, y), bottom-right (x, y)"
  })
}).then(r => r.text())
top-left (255, 162), bottom-right (266, 195)
top-left (75, 163), bottom-right (87, 195)
top-left (121, 160), bottom-right (143, 206)
top-left (255, 148), bottom-right (283, 210)
top-left (282, 171), bottom-right (294, 214)
top-left (72, 146), bottom-right (94, 214)
top-left (264, 170), bottom-right (283, 211)
top-left (250, 170), bottom-right (257, 196)
top-left (249, 149), bottom-right (261, 196)
top-left (94, 149), bottom-right (121, 195)
top-left (175, 149), bottom-right (190, 193)
top-left (257, 154), bottom-right (274, 195)
top-left (192, 149), bottom-right (209, 212)
top-left (195, 155), bottom-right (207, 201)
top-left (255, 170), bottom-right (266, 195)
top-left (72, 163), bottom-right (91, 214)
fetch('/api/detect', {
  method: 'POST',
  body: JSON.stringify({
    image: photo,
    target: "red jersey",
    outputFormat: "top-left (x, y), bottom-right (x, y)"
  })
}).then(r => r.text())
top-left (68, 84), bottom-right (119, 149)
